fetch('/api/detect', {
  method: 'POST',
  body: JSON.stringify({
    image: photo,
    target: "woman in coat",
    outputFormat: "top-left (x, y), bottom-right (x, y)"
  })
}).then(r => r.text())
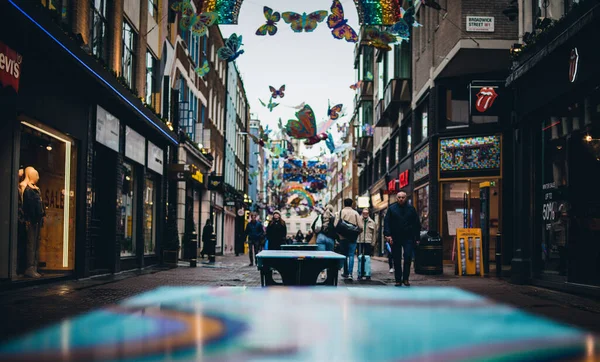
top-left (266, 210), bottom-right (287, 250)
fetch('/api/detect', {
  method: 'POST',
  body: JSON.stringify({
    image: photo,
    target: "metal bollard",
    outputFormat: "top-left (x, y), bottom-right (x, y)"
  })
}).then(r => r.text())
top-left (189, 232), bottom-right (198, 268)
top-left (495, 233), bottom-right (502, 277)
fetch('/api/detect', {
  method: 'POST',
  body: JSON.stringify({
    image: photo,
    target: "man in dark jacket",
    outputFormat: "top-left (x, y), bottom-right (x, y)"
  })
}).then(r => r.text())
top-left (384, 191), bottom-right (421, 287)
top-left (245, 212), bottom-right (264, 266)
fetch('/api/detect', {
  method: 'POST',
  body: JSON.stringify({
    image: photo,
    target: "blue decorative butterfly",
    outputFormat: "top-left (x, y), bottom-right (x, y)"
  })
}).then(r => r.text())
top-left (218, 33), bottom-right (244, 62)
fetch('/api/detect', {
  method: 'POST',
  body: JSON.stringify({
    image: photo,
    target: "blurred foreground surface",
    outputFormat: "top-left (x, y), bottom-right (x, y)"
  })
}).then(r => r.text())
top-left (0, 286), bottom-right (598, 361)
top-left (0, 255), bottom-right (599, 361)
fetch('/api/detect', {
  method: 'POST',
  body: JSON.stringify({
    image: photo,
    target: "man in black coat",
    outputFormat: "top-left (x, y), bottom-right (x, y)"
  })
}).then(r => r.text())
top-left (384, 191), bottom-right (421, 287)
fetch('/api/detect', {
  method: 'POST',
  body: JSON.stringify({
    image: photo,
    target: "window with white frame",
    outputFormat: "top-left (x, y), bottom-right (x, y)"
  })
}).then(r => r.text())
top-left (122, 20), bottom-right (136, 88)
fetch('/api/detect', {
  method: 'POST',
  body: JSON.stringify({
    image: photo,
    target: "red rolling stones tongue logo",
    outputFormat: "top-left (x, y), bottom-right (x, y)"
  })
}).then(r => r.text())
top-left (475, 87), bottom-right (498, 113)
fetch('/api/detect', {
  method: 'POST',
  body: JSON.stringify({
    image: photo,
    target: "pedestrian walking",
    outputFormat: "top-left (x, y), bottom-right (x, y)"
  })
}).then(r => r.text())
top-left (334, 198), bottom-right (363, 280)
top-left (384, 191), bottom-right (421, 287)
top-left (357, 208), bottom-right (376, 280)
top-left (245, 212), bottom-right (265, 266)
top-left (313, 204), bottom-right (336, 251)
top-left (266, 210), bottom-right (287, 250)
top-left (295, 230), bottom-right (305, 244)
top-left (201, 220), bottom-right (216, 263)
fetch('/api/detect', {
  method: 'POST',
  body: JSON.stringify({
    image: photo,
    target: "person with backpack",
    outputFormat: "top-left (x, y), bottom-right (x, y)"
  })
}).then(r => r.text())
top-left (357, 208), bottom-right (377, 280)
top-left (334, 198), bottom-right (363, 280)
top-left (245, 212), bottom-right (265, 267)
top-left (312, 204), bottom-right (337, 251)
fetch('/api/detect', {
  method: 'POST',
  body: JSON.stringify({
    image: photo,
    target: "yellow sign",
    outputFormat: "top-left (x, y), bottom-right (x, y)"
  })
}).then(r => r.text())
top-left (192, 171), bottom-right (203, 183)
top-left (456, 228), bottom-right (484, 277)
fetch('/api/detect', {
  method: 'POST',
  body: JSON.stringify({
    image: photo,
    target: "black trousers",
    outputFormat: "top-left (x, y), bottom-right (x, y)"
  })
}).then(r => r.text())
top-left (391, 240), bottom-right (415, 283)
top-left (248, 240), bottom-right (262, 264)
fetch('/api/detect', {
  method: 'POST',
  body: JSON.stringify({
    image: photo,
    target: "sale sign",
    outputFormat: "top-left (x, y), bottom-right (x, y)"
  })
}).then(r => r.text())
top-left (0, 41), bottom-right (22, 93)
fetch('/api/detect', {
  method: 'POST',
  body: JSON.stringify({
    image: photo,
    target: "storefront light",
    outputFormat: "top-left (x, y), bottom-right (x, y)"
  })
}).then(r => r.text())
top-left (46, 145), bottom-right (52, 151)
top-left (585, 134), bottom-right (593, 142)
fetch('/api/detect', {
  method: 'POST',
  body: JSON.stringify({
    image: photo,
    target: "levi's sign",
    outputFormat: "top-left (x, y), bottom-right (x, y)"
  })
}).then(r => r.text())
top-left (0, 41), bottom-right (21, 93)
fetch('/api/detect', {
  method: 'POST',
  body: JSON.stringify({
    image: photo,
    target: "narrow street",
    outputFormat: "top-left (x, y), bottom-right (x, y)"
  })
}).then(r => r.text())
top-left (1, 254), bottom-right (599, 343)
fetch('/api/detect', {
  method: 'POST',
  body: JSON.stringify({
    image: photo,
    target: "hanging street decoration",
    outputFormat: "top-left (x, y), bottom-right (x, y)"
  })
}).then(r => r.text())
top-left (259, 97), bottom-right (280, 112)
top-left (195, 59), bottom-right (210, 77)
top-left (201, 0), bottom-right (244, 25)
top-left (363, 26), bottom-right (398, 51)
top-left (282, 10), bottom-right (329, 33)
top-left (255, 6), bottom-right (281, 36)
top-left (171, 0), bottom-right (218, 36)
top-left (327, 0), bottom-right (359, 43)
top-left (218, 33), bottom-right (244, 62)
top-left (269, 85), bottom-right (285, 99)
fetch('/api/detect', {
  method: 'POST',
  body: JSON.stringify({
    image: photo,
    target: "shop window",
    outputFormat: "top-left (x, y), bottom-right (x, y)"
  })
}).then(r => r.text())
top-left (422, 108), bottom-right (428, 140)
top-left (148, 0), bottom-right (158, 21)
top-left (389, 136), bottom-right (397, 167)
top-left (401, 123), bottom-right (411, 157)
top-left (90, 0), bottom-right (107, 63)
top-left (122, 20), bottom-right (137, 89)
top-left (414, 185), bottom-right (429, 231)
top-left (120, 162), bottom-right (136, 257)
top-left (18, 121), bottom-right (78, 276)
top-left (145, 50), bottom-right (157, 106)
top-left (445, 89), bottom-right (469, 127)
top-left (144, 176), bottom-right (156, 255)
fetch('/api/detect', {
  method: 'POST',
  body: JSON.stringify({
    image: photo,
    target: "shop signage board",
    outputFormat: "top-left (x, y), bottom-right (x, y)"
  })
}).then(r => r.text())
top-left (414, 145), bottom-right (429, 181)
top-left (125, 126), bottom-right (146, 165)
top-left (147, 141), bottom-right (164, 175)
top-left (440, 135), bottom-right (501, 172)
top-left (455, 228), bottom-right (484, 277)
top-left (466, 16), bottom-right (494, 32)
top-left (0, 41), bottom-right (22, 93)
top-left (208, 175), bottom-right (224, 190)
top-left (469, 81), bottom-right (507, 116)
top-left (96, 106), bottom-right (120, 152)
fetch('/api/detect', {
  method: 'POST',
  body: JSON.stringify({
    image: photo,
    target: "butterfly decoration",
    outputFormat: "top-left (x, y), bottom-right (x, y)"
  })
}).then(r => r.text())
top-left (336, 123), bottom-right (348, 133)
top-left (282, 10), bottom-right (328, 32)
top-left (388, 20), bottom-right (411, 40)
top-left (270, 85), bottom-right (285, 99)
top-left (364, 26), bottom-right (398, 51)
top-left (256, 6), bottom-right (281, 36)
top-left (218, 33), bottom-right (244, 62)
top-left (325, 133), bottom-right (354, 154)
top-left (194, 59), bottom-right (210, 77)
top-left (259, 97), bottom-right (279, 112)
top-left (327, 102), bottom-right (343, 120)
top-left (285, 104), bottom-right (317, 140)
top-left (350, 81), bottom-right (362, 90)
top-left (170, 0), bottom-right (218, 36)
top-left (400, 6), bottom-right (421, 28)
top-left (363, 123), bottom-right (375, 136)
top-left (365, 71), bottom-right (374, 81)
top-left (327, 0), bottom-right (358, 43)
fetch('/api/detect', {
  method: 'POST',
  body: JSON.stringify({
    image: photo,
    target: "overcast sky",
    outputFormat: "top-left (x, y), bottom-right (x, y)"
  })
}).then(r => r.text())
top-left (219, 0), bottom-right (360, 157)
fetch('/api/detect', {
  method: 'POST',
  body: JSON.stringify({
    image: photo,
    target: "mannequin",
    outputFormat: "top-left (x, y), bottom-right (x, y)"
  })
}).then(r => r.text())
top-left (22, 167), bottom-right (45, 278)
top-left (17, 168), bottom-right (27, 275)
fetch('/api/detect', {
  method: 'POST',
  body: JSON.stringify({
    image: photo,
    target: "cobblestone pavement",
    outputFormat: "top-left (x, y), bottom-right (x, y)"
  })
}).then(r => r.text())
top-left (1, 253), bottom-right (599, 342)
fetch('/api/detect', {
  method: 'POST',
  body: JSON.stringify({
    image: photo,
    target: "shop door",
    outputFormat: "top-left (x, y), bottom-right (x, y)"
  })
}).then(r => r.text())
top-left (90, 146), bottom-right (117, 272)
top-left (441, 180), bottom-right (501, 264)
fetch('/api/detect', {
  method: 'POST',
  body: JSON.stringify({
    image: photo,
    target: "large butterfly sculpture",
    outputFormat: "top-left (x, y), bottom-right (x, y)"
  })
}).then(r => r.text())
top-left (285, 104), bottom-right (334, 146)
top-left (327, 102), bottom-right (344, 120)
top-left (270, 85), bottom-right (285, 98)
top-left (256, 6), bottom-right (281, 36)
top-left (282, 10), bottom-right (328, 32)
top-left (259, 97), bottom-right (279, 112)
top-left (325, 133), bottom-right (353, 154)
top-left (195, 59), bottom-right (210, 77)
top-left (388, 6), bottom-right (422, 41)
top-left (364, 26), bottom-right (398, 51)
top-left (218, 33), bottom-right (244, 62)
top-left (170, 0), bottom-right (217, 36)
top-left (327, 0), bottom-right (358, 43)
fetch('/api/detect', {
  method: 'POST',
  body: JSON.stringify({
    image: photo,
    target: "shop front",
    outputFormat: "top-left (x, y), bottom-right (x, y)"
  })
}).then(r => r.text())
top-left (0, 2), bottom-right (177, 284)
top-left (438, 135), bottom-right (503, 263)
top-left (508, 16), bottom-right (600, 289)
top-left (413, 144), bottom-right (430, 231)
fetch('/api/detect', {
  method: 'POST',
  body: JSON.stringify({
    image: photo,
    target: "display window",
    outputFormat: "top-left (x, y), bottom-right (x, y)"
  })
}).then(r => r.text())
top-left (120, 162), bottom-right (136, 257)
top-left (17, 120), bottom-right (77, 278)
top-left (440, 179), bottom-right (501, 262)
top-left (414, 185), bottom-right (429, 231)
top-left (143, 175), bottom-right (156, 255)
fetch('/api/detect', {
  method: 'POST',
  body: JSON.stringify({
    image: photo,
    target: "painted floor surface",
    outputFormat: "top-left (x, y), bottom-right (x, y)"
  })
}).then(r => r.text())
top-left (0, 286), bottom-right (598, 362)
